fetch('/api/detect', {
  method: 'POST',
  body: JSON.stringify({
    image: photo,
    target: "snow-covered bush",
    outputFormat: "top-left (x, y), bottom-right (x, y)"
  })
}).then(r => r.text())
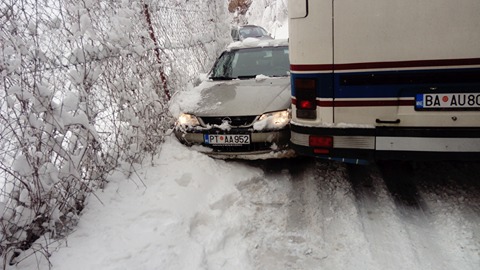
top-left (229, 0), bottom-right (252, 24)
top-left (232, 0), bottom-right (288, 38)
top-left (0, 0), bottom-right (229, 265)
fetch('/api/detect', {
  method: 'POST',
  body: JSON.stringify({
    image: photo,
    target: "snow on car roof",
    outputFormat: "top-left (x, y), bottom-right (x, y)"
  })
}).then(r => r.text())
top-left (226, 38), bottom-right (288, 51)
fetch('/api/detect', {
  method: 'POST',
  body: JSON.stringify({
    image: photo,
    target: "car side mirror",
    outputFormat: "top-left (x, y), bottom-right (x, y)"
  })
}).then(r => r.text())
top-left (193, 73), bottom-right (209, 87)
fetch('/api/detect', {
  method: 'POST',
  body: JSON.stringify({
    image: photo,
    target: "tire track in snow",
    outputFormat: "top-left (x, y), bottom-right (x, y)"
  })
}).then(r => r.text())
top-left (349, 161), bottom-right (480, 270)
top-left (240, 158), bottom-right (379, 270)
top-left (404, 161), bottom-right (480, 270)
top-left (347, 163), bottom-right (452, 270)
top-left (234, 158), bottom-right (480, 270)
top-left (238, 158), bottom-right (318, 270)
top-left (307, 161), bottom-right (378, 270)
top-left (378, 161), bottom-right (452, 270)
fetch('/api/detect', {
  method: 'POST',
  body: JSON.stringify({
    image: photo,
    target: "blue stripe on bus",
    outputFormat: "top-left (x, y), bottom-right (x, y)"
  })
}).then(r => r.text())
top-left (291, 67), bottom-right (480, 99)
top-left (290, 72), bottom-right (334, 98)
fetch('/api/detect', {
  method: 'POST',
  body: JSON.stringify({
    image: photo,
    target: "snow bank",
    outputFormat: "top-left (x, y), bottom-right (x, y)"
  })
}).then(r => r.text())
top-left (14, 137), bottom-right (265, 270)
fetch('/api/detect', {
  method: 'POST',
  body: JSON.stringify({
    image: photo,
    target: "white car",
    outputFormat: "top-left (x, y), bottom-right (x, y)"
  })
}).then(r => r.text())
top-left (173, 39), bottom-right (293, 159)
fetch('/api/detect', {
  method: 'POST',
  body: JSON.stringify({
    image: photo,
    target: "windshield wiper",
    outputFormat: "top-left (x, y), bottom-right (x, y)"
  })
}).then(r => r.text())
top-left (210, 76), bottom-right (236, 81)
top-left (237, 75), bottom-right (257, 79)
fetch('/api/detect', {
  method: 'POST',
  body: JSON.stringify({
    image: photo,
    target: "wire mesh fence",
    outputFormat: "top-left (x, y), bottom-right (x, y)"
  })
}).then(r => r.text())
top-left (0, 0), bottom-right (230, 266)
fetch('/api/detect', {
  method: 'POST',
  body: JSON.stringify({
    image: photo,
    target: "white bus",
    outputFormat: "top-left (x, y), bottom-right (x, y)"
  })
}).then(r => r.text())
top-left (288, 0), bottom-right (480, 163)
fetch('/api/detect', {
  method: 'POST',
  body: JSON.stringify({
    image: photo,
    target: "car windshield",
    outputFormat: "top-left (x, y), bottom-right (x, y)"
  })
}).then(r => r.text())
top-left (210, 46), bottom-right (289, 80)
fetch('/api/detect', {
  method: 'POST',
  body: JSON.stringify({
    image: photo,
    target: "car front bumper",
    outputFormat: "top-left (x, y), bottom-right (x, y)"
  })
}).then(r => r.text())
top-left (174, 128), bottom-right (293, 159)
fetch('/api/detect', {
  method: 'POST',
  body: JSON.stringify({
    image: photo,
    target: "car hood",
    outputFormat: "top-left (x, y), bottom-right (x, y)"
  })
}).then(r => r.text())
top-left (191, 77), bottom-right (291, 117)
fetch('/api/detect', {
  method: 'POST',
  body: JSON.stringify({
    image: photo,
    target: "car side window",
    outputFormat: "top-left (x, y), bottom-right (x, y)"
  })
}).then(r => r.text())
top-left (231, 28), bottom-right (239, 41)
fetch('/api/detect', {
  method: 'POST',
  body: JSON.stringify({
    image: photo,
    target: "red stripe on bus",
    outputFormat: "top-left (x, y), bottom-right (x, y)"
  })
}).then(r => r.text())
top-left (290, 64), bottom-right (334, 71)
top-left (290, 58), bottom-right (480, 72)
top-left (318, 100), bottom-right (333, 106)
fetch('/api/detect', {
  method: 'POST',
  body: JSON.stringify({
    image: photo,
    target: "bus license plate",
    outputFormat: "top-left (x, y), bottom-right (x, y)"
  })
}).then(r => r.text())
top-left (415, 93), bottom-right (480, 110)
top-left (204, 134), bottom-right (250, 145)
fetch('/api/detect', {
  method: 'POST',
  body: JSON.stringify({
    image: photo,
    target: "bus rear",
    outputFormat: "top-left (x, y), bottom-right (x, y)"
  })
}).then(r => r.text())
top-left (288, 0), bottom-right (480, 163)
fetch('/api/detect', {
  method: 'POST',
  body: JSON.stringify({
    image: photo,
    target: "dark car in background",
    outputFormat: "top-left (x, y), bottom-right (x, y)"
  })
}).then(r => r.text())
top-left (173, 39), bottom-right (292, 159)
top-left (231, 25), bottom-right (273, 41)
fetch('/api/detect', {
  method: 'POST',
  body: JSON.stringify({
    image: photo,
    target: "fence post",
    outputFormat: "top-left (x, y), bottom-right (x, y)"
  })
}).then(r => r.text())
top-left (143, 3), bottom-right (170, 100)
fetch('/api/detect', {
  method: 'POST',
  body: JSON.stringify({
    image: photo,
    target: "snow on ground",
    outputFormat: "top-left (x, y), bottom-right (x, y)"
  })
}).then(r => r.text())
top-left (11, 136), bottom-right (480, 270)
top-left (13, 137), bottom-right (265, 270)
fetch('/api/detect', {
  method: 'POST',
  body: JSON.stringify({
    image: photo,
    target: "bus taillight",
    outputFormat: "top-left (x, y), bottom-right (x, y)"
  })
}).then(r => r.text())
top-left (309, 136), bottom-right (333, 148)
top-left (298, 100), bottom-right (315, 110)
top-left (309, 135), bottom-right (333, 155)
top-left (294, 78), bottom-right (317, 119)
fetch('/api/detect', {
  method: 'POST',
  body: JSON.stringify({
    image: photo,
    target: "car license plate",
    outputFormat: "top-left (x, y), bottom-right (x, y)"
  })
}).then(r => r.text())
top-left (415, 93), bottom-right (480, 110)
top-left (204, 134), bottom-right (250, 145)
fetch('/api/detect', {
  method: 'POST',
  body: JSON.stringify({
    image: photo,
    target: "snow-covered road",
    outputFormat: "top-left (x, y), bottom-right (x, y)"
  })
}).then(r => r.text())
top-left (12, 138), bottom-right (480, 270)
top-left (238, 158), bottom-right (480, 270)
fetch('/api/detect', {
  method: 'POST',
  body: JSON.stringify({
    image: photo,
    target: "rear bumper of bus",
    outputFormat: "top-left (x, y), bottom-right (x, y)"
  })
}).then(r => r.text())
top-left (290, 124), bottom-right (480, 162)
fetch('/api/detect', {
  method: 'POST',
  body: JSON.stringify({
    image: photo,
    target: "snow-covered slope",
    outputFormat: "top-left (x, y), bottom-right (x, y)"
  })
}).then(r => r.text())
top-left (246, 0), bottom-right (289, 39)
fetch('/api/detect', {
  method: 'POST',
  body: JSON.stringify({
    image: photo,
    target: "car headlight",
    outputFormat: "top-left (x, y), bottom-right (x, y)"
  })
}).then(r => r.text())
top-left (177, 113), bottom-right (200, 127)
top-left (254, 110), bottom-right (291, 130)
